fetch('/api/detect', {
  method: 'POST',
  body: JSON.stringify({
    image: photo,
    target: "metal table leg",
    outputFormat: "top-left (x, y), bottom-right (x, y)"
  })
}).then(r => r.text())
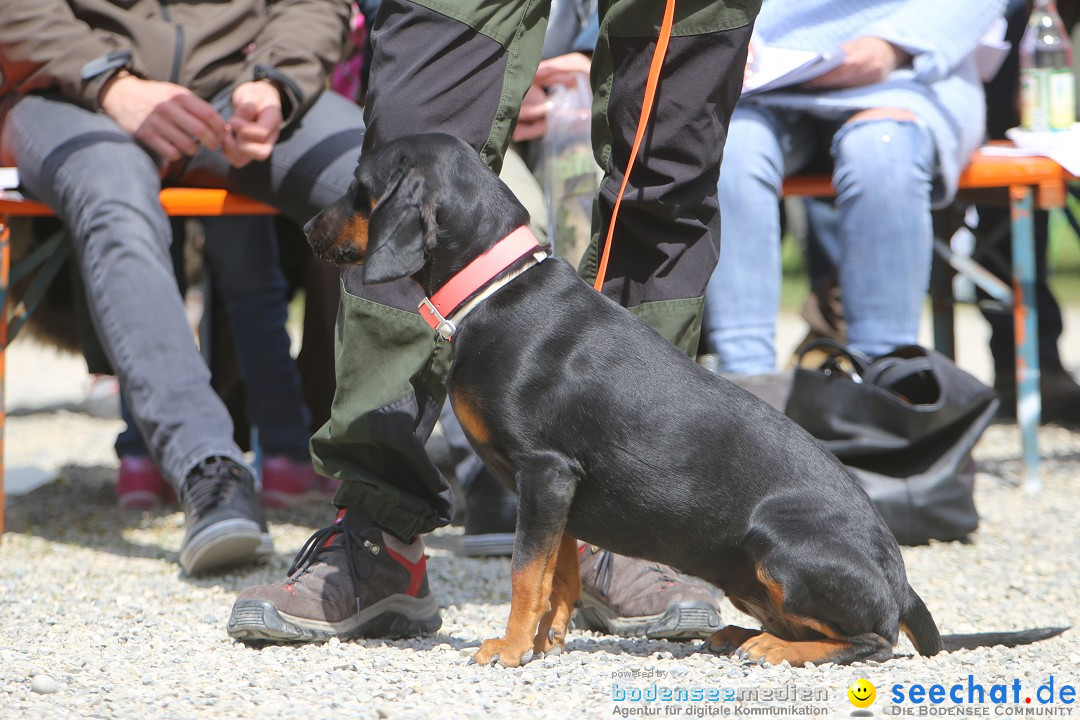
top-left (1009, 186), bottom-right (1041, 491)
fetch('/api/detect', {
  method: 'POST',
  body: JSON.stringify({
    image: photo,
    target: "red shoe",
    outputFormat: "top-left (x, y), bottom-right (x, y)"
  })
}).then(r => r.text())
top-left (260, 456), bottom-right (335, 508)
top-left (117, 455), bottom-right (176, 509)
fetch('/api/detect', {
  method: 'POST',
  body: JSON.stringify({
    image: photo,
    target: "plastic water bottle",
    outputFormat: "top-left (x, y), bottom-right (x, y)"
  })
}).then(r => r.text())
top-left (1020, 0), bottom-right (1076, 132)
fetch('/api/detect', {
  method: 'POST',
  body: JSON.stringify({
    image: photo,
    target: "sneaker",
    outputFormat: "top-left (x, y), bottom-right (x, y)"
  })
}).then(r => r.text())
top-left (260, 455), bottom-right (335, 508)
top-left (116, 455), bottom-right (176, 509)
top-left (573, 545), bottom-right (723, 640)
top-left (226, 507), bottom-right (442, 643)
top-left (179, 456), bottom-right (274, 576)
top-left (462, 466), bottom-right (516, 556)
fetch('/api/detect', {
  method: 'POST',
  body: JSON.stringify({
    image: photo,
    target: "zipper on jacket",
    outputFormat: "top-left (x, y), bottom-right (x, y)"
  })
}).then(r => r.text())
top-left (169, 25), bottom-right (185, 84)
top-left (158, 1), bottom-right (184, 84)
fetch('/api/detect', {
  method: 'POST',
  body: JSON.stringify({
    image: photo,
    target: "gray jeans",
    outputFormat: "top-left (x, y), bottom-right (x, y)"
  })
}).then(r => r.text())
top-left (1, 90), bottom-right (364, 488)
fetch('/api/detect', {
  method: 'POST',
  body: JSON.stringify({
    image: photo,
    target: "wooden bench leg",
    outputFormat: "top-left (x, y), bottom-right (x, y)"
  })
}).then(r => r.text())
top-left (930, 242), bottom-right (957, 360)
top-left (1009, 186), bottom-right (1042, 491)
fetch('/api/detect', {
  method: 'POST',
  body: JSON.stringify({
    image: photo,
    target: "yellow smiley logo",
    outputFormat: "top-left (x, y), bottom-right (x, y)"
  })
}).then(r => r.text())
top-left (848, 678), bottom-right (876, 708)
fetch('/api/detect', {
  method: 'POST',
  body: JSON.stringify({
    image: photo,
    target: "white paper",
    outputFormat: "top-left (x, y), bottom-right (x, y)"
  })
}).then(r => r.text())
top-left (975, 16), bottom-right (1010, 83)
top-left (741, 46), bottom-right (846, 97)
top-left (1004, 126), bottom-right (1080, 176)
top-left (0, 166), bottom-right (18, 190)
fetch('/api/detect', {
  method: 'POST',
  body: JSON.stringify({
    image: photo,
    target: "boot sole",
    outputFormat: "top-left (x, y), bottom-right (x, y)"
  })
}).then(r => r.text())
top-left (226, 594), bottom-right (442, 643)
top-left (461, 532), bottom-right (515, 557)
top-left (180, 518), bottom-right (273, 576)
top-left (571, 597), bottom-right (722, 641)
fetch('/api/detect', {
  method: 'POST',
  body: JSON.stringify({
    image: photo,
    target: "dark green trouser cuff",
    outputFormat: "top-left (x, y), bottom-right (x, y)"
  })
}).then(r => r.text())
top-left (312, 281), bottom-right (453, 540)
top-left (628, 296), bottom-right (705, 358)
top-left (579, 238), bottom-right (706, 358)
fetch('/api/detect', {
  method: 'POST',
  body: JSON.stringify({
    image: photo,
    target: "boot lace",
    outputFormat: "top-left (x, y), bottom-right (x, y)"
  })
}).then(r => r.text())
top-left (287, 514), bottom-right (381, 617)
top-left (183, 457), bottom-right (247, 517)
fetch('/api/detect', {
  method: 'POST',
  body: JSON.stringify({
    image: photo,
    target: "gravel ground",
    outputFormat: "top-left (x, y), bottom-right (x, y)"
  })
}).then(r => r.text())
top-left (2, 308), bottom-right (1078, 720)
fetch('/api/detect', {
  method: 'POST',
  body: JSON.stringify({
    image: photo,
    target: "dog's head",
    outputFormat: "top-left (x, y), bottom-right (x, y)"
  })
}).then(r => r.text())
top-left (305, 133), bottom-right (532, 294)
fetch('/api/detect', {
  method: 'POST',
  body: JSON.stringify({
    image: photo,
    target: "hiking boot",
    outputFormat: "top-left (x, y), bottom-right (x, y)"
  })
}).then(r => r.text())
top-left (573, 545), bottom-right (722, 640)
top-left (260, 455), bottom-right (336, 508)
top-left (462, 466), bottom-right (516, 557)
top-left (226, 507), bottom-right (442, 643)
top-left (179, 456), bottom-right (273, 576)
top-left (117, 455), bottom-right (176, 509)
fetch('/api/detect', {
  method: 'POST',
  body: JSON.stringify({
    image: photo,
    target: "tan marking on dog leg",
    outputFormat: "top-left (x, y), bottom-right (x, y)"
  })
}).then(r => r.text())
top-left (707, 625), bottom-right (763, 654)
top-left (755, 565), bottom-right (842, 640)
top-left (473, 542), bottom-right (561, 668)
top-left (534, 534), bottom-right (581, 655)
top-left (737, 631), bottom-right (892, 667)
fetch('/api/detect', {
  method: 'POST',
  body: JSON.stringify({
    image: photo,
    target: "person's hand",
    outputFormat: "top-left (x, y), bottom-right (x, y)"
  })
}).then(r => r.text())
top-left (532, 51), bottom-right (591, 89)
top-left (100, 74), bottom-right (226, 162)
top-left (513, 52), bottom-right (592, 142)
top-left (223, 80), bottom-right (284, 168)
top-left (514, 84), bottom-right (551, 141)
top-left (806, 36), bottom-right (911, 89)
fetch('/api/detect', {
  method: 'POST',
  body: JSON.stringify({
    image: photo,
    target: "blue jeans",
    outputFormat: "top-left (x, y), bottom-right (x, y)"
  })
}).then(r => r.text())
top-left (116, 215), bottom-right (312, 463)
top-left (702, 104), bottom-right (936, 373)
top-left (3, 90), bottom-right (364, 489)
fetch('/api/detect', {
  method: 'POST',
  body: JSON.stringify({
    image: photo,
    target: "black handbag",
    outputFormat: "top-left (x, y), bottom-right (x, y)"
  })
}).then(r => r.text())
top-left (784, 340), bottom-right (999, 545)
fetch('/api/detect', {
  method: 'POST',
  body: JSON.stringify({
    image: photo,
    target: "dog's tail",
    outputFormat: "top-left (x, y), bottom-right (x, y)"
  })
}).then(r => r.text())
top-left (901, 586), bottom-right (1068, 655)
top-left (940, 627), bottom-right (1069, 652)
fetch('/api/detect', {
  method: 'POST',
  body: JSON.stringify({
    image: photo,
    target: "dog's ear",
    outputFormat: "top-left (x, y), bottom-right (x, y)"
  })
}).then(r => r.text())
top-left (363, 166), bottom-right (438, 285)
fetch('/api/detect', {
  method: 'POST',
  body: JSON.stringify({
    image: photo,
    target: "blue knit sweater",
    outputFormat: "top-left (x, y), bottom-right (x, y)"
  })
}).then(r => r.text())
top-left (747, 0), bottom-right (1007, 204)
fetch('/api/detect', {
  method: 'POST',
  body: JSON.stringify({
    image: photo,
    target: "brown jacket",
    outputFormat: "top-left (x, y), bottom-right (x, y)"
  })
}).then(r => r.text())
top-left (0, 0), bottom-right (351, 122)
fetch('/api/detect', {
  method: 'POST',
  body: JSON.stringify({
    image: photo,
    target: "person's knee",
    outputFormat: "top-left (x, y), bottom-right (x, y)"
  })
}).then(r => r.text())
top-left (77, 195), bottom-right (172, 268)
top-left (832, 110), bottom-right (934, 193)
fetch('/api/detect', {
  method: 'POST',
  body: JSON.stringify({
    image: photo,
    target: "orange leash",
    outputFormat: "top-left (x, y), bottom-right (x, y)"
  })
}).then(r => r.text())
top-left (592, 0), bottom-right (676, 292)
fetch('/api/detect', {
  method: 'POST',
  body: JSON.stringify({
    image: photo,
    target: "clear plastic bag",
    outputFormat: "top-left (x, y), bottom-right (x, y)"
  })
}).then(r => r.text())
top-left (543, 73), bottom-right (601, 269)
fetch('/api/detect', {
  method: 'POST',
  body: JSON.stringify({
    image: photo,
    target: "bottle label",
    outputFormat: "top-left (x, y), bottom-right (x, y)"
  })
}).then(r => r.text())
top-left (1021, 67), bottom-right (1077, 131)
top-left (1048, 69), bottom-right (1076, 129)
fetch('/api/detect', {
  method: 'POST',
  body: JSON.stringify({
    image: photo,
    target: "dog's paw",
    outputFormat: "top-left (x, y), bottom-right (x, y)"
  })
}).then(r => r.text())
top-left (470, 636), bottom-right (536, 668)
top-left (707, 626), bottom-right (762, 655)
top-left (735, 632), bottom-right (796, 667)
top-left (533, 626), bottom-right (567, 656)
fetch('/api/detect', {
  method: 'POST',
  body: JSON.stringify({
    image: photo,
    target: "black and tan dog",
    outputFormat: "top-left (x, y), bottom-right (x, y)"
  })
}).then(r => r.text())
top-left (306, 133), bottom-right (1064, 668)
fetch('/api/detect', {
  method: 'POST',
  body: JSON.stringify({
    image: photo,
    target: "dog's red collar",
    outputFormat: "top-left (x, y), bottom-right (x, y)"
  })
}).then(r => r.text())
top-left (419, 226), bottom-right (545, 341)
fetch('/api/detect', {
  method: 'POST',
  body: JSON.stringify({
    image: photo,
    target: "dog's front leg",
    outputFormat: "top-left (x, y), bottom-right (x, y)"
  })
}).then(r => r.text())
top-left (471, 455), bottom-right (577, 668)
top-left (533, 533), bottom-right (581, 656)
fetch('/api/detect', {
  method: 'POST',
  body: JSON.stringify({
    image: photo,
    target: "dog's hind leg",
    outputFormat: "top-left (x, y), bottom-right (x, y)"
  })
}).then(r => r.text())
top-left (726, 562), bottom-right (896, 666)
top-left (707, 625), bottom-right (763, 654)
top-left (471, 454), bottom-right (577, 668)
top-left (533, 533), bottom-right (581, 656)
top-left (735, 631), bottom-right (892, 667)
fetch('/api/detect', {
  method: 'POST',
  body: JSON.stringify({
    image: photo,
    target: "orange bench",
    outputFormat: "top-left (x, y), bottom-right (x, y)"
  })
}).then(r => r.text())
top-left (0, 150), bottom-right (1070, 533)
top-left (0, 187), bottom-right (278, 535)
top-left (782, 147), bottom-right (1073, 491)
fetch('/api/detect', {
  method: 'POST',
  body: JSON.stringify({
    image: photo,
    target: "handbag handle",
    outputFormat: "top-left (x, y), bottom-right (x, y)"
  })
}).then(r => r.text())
top-left (862, 356), bottom-right (935, 390)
